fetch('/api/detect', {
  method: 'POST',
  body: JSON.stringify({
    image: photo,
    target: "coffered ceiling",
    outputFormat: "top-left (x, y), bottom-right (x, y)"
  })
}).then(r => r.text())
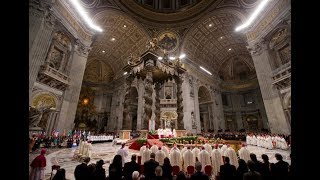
top-left (80, 0), bottom-right (260, 85)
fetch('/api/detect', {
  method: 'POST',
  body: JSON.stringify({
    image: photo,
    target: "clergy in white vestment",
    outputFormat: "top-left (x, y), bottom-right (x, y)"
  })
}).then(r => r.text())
top-left (87, 142), bottom-right (93, 158)
top-left (161, 145), bottom-right (170, 158)
top-left (140, 144), bottom-right (147, 163)
top-left (198, 146), bottom-right (211, 172)
top-left (192, 146), bottom-right (201, 162)
top-left (238, 143), bottom-right (250, 163)
top-left (180, 146), bottom-right (188, 159)
top-left (150, 144), bottom-right (159, 154)
top-left (117, 143), bottom-right (129, 167)
top-left (211, 144), bottom-right (223, 177)
top-left (220, 144), bottom-right (228, 156)
top-left (266, 135), bottom-right (273, 150)
top-left (225, 145), bottom-right (239, 168)
top-left (204, 143), bottom-right (213, 155)
top-left (183, 146), bottom-right (195, 171)
top-left (155, 147), bottom-right (166, 165)
top-left (141, 146), bottom-right (151, 164)
top-left (170, 146), bottom-right (182, 169)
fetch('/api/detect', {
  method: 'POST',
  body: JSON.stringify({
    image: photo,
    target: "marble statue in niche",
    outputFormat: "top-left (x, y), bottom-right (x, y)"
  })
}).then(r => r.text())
top-left (189, 78), bottom-right (194, 97)
top-left (191, 111), bottom-right (196, 129)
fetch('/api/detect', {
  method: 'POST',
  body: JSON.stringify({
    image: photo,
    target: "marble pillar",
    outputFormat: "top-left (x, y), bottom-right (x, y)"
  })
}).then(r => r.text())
top-left (248, 41), bottom-right (290, 134)
top-left (193, 81), bottom-right (201, 133)
top-left (154, 83), bottom-right (161, 130)
top-left (175, 76), bottom-right (184, 130)
top-left (56, 42), bottom-right (91, 131)
top-left (143, 71), bottom-right (153, 130)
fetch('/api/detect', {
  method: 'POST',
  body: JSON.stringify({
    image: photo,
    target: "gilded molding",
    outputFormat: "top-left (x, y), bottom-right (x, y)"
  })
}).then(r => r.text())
top-left (246, 0), bottom-right (290, 42)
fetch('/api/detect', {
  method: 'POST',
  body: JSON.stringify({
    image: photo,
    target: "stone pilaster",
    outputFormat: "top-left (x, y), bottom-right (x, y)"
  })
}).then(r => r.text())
top-left (29, 2), bottom-right (56, 99)
top-left (214, 91), bottom-right (225, 131)
top-left (233, 94), bottom-right (243, 130)
top-left (56, 41), bottom-right (91, 131)
top-left (248, 41), bottom-right (290, 134)
top-left (122, 75), bottom-right (134, 130)
top-left (182, 75), bottom-right (194, 131)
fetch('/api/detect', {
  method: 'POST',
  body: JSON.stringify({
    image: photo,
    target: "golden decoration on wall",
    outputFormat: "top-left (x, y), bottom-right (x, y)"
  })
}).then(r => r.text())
top-left (158, 31), bottom-right (179, 52)
top-left (31, 94), bottom-right (56, 109)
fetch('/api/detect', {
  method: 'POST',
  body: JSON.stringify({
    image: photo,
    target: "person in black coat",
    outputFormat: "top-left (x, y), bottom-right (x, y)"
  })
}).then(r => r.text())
top-left (52, 168), bottom-right (66, 180)
top-left (236, 159), bottom-right (248, 180)
top-left (220, 156), bottom-right (237, 180)
top-left (270, 153), bottom-right (289, 180)
top-left (74, 157), bottom-right (91, 180)
top-left (243, 160), bottom-right (262, 180)
top-left (123, 154), bottom-right (141, 180)
top-left (260, 154), bottom-right (271, 180)
top-left (144, 152), bottom-right (160, 180)
top-left (190, 161), bottom-right (209, 180)
top-left (250, 153), bottom-right (263, 174)
top-left (93, 159), bottom-right (106, 180)
top-left (109, 154), bottom-right (123, 180)
top-left (162, 157), bottom-right (173, 180)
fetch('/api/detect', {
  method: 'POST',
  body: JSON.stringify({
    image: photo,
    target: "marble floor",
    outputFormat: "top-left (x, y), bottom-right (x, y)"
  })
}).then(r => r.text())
top-left (32, 143), bottom-right (291, 180)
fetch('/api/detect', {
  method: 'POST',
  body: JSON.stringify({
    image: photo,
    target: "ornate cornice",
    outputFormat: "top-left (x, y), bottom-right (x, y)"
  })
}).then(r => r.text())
top-left (75, 40), bottom-right (92, 57)
top-left (246, 39), bottom-right (268, 56)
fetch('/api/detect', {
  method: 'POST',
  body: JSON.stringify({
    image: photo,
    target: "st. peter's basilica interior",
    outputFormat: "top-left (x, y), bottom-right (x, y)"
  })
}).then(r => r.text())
top-left (29, 0), bottom-right (291, 179)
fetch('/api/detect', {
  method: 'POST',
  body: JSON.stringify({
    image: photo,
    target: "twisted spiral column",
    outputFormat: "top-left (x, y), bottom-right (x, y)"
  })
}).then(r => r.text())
top-left (143, 71), bottom-right (153, 130)
top-left (175, 76), bottom-right (184, 130)
top-left (122, 75), bottom-right (134, 130)
top-left (154, 82), bottom-right (162, 130)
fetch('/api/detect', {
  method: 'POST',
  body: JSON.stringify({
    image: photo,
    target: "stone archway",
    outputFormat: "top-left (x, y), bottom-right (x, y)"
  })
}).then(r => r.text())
top-left (198, 86), bottom-right (213, 132)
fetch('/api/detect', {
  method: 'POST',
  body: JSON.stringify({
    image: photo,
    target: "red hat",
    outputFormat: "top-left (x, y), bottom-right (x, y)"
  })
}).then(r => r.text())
top-left (202, 146), bottom-right (205, 150)
top-left (242, 143), bottom-right (246, 147)
top-left (41, 148), bottom-right (47, 155)
top-left (158, 147), bottom-right (161, 150)
top-left (187, 146), bottom-right (191, 149)
top-left (214, 144), bottom-right (219, 148)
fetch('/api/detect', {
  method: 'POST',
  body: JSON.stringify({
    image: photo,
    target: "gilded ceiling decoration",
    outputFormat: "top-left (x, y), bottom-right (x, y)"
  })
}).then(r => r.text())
top-left (182, 13), bottom-right (250, 72)
top-left (88, 10), bottom-right (150, 73)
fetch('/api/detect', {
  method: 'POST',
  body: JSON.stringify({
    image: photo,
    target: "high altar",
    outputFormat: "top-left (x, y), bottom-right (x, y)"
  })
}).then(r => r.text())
top-left (119, 38), bottom-right (187, 139)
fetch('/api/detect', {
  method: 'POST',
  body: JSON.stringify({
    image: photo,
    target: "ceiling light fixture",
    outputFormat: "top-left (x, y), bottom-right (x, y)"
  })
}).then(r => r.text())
top-left (111, 38), bottom-right (116, 41)
top-left (123, 72), bottom-right (127, 75)
top-left (69, 0), bottom-right (103, 32)
top-left (179, 54), bottom-right (186, 59)
top-left (123, 25), bottom-right (127, 28)
top-left (200, 66), bottom-right (212, 75)
top-left (235, 0), bottom-right (270, 32)
top-left (209, 24), bottom-right (212, 27)
top-left (228, 48), bottom-right (232, 51)
top-left (158, 57), bottom-right (163, 60)
top-left (169, 56), bottom-right (176, 60)
top-left (102, 50), bottom-right (105, 53)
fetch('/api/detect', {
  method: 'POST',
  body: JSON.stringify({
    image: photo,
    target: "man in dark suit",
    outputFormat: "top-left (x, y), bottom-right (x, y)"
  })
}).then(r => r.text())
top-left (190, 161), bottom-right (209, 180)
top-left (74, 157), bottom-right (90, 180)
top-left (243, 160), bottom-right (262, 180)
top-left (144, 152), bottom-right (159, 180)
top-left (270, 153), bottom-right (289, 180)
top-left (220, 157), bottom-right (237, 180)
top-left (123, 154), bottom-right (141, 180)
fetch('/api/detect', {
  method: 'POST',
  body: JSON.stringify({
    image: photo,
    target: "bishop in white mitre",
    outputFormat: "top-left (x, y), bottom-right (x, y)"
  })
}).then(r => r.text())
top-left (211, 144), bottom-right (223, 177)
top-left (170, 146), bottom-right (182, 169)
top-left (192, 146), bottom-right (201, 162)
top-left (180, 146), bottom-right (188, 159)
top-left (204, 143), bottom-right (213, 155)
top-left (198, 146), bottom-right (211, 171)
top-left (150, 144), bottom-right (159, 154)
top-left (238, 143), bottom-right (250, 163)
top-left (220, 144), bottom-right (228, 157)
top-left (140, 144), bottom-right (147, 164)
top-left (183, 146), bottom-right (195, 171)
top-left (155, 147), bottom-right (166, 165)
top-left (141, 145), bottom-right (151, 164)
top-left (161, 145), bottom-right (170, 158)
top-left (225, 145), bottom-right (239, 168)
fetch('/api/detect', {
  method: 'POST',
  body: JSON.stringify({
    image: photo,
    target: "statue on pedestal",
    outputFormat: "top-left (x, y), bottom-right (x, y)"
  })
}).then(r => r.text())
top-left (29, 105), bottom-right (52, 128)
